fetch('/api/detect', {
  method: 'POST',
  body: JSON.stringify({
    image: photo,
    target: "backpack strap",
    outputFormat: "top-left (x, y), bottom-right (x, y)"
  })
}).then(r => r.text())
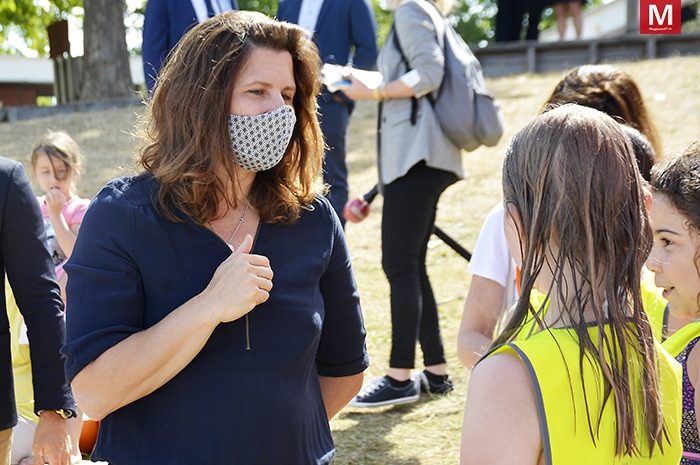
top-left (391, 24), bottom-right (423, 126)
top-left (391, 1), bottom-right (446, 125)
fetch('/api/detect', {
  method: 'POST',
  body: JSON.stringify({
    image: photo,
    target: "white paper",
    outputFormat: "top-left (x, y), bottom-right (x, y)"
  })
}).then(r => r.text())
top-left (321, 64), bottom-right (384, 93)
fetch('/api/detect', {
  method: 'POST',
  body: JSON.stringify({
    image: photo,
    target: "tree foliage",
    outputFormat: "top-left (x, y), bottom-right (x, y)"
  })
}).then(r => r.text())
top-left (0, 0), bottom-right (81, 55)
top-left (238, 0), bottom-right (277, 16)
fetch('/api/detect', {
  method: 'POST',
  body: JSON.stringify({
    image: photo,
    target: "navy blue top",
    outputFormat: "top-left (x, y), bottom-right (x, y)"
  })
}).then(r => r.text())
top-left (63, 174), bottom-right (368, 465)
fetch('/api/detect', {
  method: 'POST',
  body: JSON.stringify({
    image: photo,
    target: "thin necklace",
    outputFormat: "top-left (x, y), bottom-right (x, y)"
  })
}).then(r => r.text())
top-left (210, 201), bottom-right (250, 247)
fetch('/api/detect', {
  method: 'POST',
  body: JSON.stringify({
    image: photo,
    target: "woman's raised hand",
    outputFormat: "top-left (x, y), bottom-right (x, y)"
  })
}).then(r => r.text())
top-left (201, 234), bottom-right (273, 324)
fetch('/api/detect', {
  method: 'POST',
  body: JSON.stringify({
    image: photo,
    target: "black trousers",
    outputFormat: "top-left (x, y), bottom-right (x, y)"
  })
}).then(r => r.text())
top-left (382, 162), bottom-right (457, 369)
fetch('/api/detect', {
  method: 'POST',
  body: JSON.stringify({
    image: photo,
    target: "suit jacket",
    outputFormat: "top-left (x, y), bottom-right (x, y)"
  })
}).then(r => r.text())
top-left (142, 0), bottom-right (239, 91)
top-left (0, 158), bottom-right (73, 430)
top-left (277, 0), bottom-right (378, 70)
top-left (377, 0), bottom-right (462, 185)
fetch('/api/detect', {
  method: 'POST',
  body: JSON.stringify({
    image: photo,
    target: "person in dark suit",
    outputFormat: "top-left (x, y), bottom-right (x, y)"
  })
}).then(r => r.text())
top-left (277, 0), bottom-right (378, 225)
top-left (0, 157), bottom-right (75, 465)
top-left (142, 0), bottom-right (239, 92)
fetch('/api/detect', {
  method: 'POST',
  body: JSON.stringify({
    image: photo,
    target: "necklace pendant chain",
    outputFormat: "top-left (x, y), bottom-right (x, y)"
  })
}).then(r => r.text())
top-left (210, 200), bottom-right (251, 248)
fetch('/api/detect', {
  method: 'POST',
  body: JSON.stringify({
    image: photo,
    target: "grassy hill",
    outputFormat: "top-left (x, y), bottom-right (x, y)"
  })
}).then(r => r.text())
top-left (1, 55), bottom-right (699, 464)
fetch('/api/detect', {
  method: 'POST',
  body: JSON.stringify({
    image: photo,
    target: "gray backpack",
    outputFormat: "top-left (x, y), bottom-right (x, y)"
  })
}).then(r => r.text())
top-left (393, 1), bottom-right (504, 151)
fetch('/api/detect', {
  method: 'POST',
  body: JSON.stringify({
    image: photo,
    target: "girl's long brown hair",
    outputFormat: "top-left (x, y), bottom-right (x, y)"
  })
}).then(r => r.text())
top-left (497, 104), bottom-right (666, 457)
top-left (543, 65), bottom-right (662, 159)
top-left (138, 11), bottom-right (324, 224)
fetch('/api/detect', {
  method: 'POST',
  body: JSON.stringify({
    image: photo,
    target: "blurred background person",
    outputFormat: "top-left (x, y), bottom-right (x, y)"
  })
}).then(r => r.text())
top-left (142, 0), bottom-right (239, 93)
top-left (343, 0), bottom-right (461, 407)
top-left (277, 0), bottom-right (378, 226)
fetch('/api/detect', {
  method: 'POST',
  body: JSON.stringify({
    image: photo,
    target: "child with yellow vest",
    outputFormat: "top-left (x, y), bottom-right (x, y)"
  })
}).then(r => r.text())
top-left (649, 144), bottom-right (700, 464)
top-left (460, 105), bottom-right (682, 465)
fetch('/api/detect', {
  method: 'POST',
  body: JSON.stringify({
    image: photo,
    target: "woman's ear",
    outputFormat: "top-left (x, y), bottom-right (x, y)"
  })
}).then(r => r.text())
top-left (504, 202), bottom-right (526, 269)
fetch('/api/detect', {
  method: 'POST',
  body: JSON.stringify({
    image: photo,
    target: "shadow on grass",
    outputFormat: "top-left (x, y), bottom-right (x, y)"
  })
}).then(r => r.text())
top-left (332, 401), bottom-right (424, 465)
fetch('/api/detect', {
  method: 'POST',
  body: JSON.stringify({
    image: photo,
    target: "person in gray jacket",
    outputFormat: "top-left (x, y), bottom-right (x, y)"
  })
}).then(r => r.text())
top-left (342, 0), bottom-right (461, 407)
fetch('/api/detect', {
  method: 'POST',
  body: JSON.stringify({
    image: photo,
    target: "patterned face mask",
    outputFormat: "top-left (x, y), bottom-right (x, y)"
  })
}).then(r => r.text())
top-left (228, 105), bottom-right (297, 172)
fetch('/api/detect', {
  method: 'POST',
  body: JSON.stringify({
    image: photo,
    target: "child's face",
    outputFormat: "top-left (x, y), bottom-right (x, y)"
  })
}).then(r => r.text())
top-left (647, 194), bottom-right (700, 318)
top-left (33, 152), bottom-right (73, 198)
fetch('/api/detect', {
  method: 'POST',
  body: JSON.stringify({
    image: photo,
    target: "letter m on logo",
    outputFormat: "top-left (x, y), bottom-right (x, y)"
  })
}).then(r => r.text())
top-left (640, 0), bottom-right (681, 34)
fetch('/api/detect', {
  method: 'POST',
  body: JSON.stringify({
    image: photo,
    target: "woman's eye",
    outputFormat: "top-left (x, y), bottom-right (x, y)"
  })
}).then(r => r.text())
top-left (283, 94), bottom-right (293, 102)
top-left (661, 238), bottom-right (673, 247)
top-left (248, 89), bottom-right (264, 96)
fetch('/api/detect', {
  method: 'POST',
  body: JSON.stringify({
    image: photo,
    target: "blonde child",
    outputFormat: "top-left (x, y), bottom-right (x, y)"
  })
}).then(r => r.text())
top-left (30, 131), bottom-right (90, 300)
top-left (649, 143), bottom-right (700, 464)
top-left (460, 105), bottom-right (682, 464)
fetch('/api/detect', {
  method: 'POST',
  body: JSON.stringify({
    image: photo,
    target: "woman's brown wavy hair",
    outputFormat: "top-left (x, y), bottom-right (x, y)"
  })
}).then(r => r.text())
top-left (138, 10), bottom-right (323, 224)
top-left (498, 105), bottom-right (668, 457)
top-left (543, 65), bottom-right (662, 159)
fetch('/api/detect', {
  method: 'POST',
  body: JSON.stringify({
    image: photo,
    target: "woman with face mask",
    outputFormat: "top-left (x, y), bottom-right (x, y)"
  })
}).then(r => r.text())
top-left (62, 11), bottom-right (368, 465)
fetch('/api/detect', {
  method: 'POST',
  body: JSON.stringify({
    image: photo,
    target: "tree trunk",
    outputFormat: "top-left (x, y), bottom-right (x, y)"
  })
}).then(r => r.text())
top-left (80, 0), bottom-right (134, 101)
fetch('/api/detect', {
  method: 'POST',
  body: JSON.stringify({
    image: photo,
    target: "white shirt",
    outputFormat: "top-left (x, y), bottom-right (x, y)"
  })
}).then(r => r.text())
top-left (191, 0), bottom-right (235, 23)
top-left (298, 0), bottom-right (325, 36)
top-left (469, 202), bottom-right (519, 307)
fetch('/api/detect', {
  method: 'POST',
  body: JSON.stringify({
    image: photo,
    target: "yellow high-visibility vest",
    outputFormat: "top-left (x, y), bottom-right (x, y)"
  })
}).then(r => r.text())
top-left (663, 320), bottom-right (700, 357)
top-left (514, 273), bottom-right (669, 342)
top-left (491, 324), bottom-right (682, 465)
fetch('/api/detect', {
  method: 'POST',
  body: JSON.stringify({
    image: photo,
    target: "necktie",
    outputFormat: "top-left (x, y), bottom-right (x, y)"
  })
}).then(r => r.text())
top-left (204, 0), bottom-right (216, 17)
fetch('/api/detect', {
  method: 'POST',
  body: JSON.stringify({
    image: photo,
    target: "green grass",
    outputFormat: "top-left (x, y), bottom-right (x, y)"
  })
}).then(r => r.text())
top-left (1, 55), bottom-right (699, 464)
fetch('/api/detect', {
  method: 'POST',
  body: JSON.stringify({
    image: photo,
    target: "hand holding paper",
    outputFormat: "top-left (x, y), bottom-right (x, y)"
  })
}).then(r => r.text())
top-left (322, 64), bottom-right (384, 93)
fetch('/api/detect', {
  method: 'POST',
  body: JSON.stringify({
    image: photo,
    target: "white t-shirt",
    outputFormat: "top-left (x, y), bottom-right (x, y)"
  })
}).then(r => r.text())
top-left (469, 202), bottom-right (518, 307)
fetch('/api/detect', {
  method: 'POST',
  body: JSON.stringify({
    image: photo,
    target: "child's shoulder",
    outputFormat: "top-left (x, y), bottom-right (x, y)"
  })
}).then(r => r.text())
top-left (64, 195), bottom-right (92, 224)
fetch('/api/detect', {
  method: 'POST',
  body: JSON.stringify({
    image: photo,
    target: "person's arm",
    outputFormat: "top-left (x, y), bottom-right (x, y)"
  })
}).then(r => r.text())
top-left (687, 342), bottom-right (700, 436)
top-left (2, 162), bottom-right (72, 413)
top-left (343, 2), bottom-right (444, 101)
top-left (457, 204), bottom-right (513, 368)
top-left (1, 161), bottom-right (73, 465)
top-left (457, 276), bottom-right (505, 368)
top-left (69, 233), bottom-right (271, 421)
top-left (348, 0), bottom-right (378, 70)
top-left (460, 352), bottom-right (541, 465)
top-left (43, 189), bottom-right (80, 259)
top-left (319, 373), bottom-right (364, 419)
top-left (316, 199), bottom-right (369, 418)
top-left (32, 410), bottom-right (71, 465)
top-left (142, 0), bottom-right (169, 92)
top-left (64, 187), bottom-right (273, 420)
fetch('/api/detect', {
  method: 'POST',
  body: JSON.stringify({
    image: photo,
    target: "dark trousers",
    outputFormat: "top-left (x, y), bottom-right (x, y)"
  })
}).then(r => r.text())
top-left (495, 0), bottom-right (526, 42)
top-left (495, 0), bottom-right (546, 41)
top-left (318, 99), bottom-right (351, 227)
top-left (382, 162), bottom-right (457, 369)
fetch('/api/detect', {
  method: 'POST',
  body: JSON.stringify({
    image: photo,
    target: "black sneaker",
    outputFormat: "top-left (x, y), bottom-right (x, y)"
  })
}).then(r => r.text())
top-left (349, 376), bottom-right (420, 408)
top-left (418, 370), bottom-right (454, 396)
